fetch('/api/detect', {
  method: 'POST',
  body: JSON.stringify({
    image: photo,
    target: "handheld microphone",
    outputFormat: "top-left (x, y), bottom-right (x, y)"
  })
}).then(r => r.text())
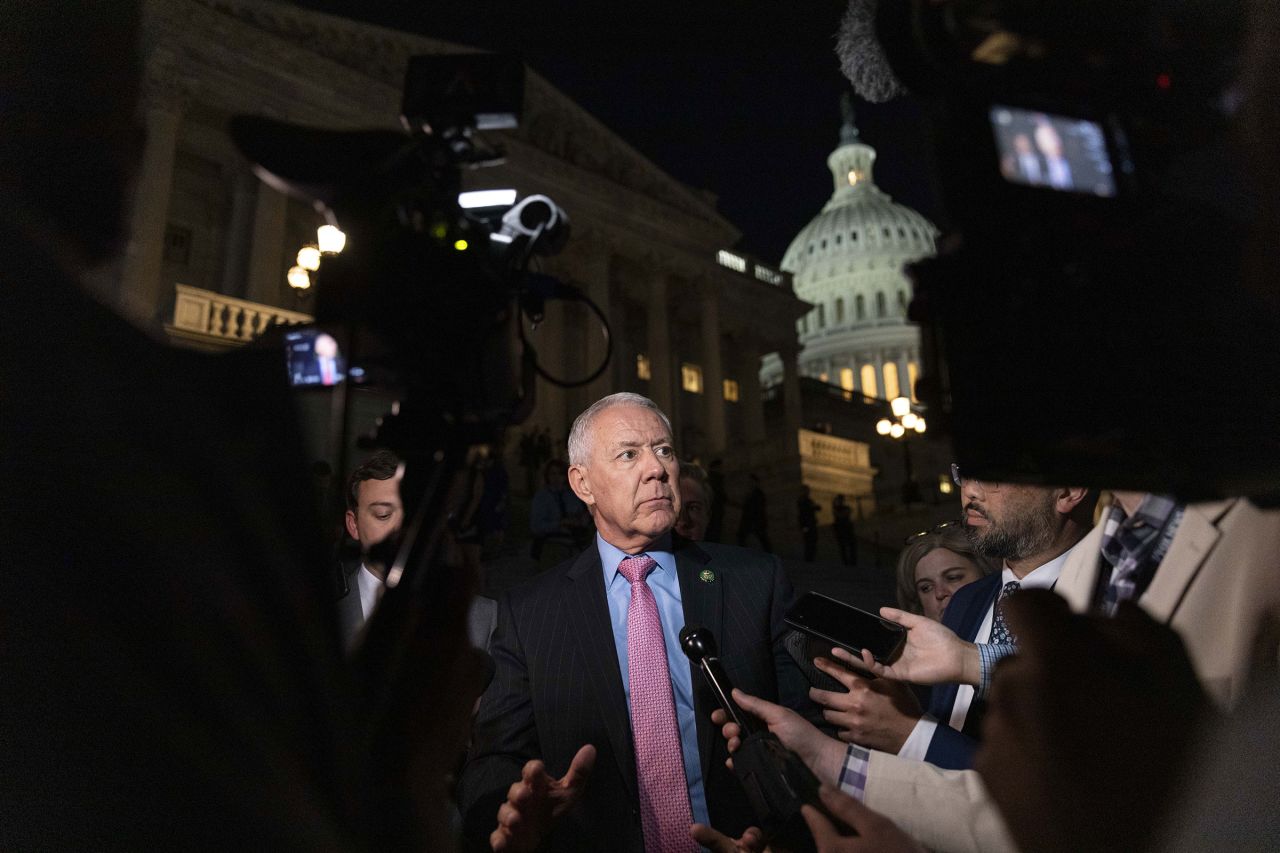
top-left (680, 626), bottom-right (831, 851)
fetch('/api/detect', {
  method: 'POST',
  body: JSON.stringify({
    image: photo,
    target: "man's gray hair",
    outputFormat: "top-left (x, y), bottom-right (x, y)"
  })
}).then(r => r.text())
top-left (567, 392), bottom-right (673, 467)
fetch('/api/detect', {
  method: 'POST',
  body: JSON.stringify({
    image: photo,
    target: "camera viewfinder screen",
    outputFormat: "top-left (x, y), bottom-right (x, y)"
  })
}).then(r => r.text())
top-left (286, 329), bottom-right (346, 388)
top-left (991, 106), bottom-right (1116, 197)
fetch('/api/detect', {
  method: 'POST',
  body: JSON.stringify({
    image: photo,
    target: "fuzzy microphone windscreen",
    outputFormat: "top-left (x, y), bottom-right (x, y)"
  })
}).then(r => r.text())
top-left (835, 0), bottom-right (908, 102)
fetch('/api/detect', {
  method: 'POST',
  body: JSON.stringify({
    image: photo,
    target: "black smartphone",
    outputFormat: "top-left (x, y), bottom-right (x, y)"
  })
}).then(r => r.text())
top-left (784, 591), bottom-right (906, 665)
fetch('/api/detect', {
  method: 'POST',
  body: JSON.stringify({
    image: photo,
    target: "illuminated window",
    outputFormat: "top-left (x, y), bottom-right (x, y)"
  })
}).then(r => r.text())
top-left (636, 353), bottom-right (651, 381)
top-left (884, 362), bottom-right (900, 400)
top-left (860, 364), bottom-right (878, 398)
top-left (681, 363), bottom-right (703, 394)
top-left (723, 378), bottom-right (740, 402)
top-left (716, 250), bottom-right (747, 273)
top-left (835, 298), bottom-right (845, 323)
top-left (840, 367), bottom-right (855, 392)
top-left (907, 362), bottom-right (919, 401)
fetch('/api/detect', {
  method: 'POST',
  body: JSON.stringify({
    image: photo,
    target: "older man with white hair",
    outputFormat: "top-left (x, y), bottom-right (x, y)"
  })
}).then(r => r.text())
top-left (458, 392), bottom-right (815, 853)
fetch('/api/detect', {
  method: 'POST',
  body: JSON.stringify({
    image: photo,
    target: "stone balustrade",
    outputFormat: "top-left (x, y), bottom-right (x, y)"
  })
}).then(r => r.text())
top-left (167, 283), bottom-right (312, 347)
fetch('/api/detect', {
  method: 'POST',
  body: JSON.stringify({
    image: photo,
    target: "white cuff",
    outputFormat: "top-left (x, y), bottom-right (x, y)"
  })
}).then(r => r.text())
top-left (895, 714), bottom-right (938, 762)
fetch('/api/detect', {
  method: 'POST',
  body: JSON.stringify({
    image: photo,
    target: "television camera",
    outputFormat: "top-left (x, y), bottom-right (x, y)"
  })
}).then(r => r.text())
top-left (844, 0), bottom-right (1280, 501)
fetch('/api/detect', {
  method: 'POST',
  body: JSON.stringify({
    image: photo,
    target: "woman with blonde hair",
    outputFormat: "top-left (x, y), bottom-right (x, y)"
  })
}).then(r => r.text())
top-left (895, 523), bottom-right (998, 622)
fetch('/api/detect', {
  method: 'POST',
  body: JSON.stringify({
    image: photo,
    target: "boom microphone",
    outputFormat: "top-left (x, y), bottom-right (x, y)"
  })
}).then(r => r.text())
top-left (835, 0), bottom-right (908, 102)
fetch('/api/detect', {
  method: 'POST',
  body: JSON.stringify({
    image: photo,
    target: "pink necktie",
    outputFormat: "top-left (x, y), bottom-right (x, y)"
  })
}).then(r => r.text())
top-left (618, 555), bottom-right (698, 853)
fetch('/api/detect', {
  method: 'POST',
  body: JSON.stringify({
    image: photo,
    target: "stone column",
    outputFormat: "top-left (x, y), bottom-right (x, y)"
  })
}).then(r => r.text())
top-left (219, 166), bottom-right (257, 297)
top-left (585, 244), bottom-right (614, 404)
top-left (699, 280), bottom-right (726, 456)
top-left (781, 343), bottom-right (804, 441)
top-left (647, 271), bottom-right (674, 416)
top-left (119, 71), bottom-right (185, 326)
top-left (739, 345), bottom-right (766, 445)
top-left (245, 181), bottom-right (288, 306)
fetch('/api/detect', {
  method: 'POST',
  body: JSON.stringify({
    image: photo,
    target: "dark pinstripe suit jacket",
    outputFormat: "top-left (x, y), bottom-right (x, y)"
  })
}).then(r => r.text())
top-left (457, 538), bottom-right (814, 852)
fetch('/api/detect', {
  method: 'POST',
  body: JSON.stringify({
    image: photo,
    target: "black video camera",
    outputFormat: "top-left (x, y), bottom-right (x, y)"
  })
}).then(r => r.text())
top-left (866, 0), bottom-right (1279, 500)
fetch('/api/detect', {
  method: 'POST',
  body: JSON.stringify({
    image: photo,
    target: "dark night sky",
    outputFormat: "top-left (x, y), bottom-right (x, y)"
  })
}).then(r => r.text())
top-left (291, 0), bottom-right (944, 262)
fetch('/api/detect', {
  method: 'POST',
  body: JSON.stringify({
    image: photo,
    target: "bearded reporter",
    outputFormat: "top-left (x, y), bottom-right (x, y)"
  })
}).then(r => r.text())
top-left (457, 393), bottom-right (816, 852)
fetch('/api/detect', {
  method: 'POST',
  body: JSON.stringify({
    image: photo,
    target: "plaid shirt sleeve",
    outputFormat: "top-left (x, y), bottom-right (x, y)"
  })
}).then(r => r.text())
top-left (837, 744), bottom-right (871, 801)
top-left (977, 642), bottom-right (1018, 699)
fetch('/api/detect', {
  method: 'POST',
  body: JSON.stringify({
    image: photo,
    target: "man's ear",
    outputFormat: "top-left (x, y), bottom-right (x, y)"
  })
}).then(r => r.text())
top-left (568, 464), bottom-right (594, 506)
top-left (344, 510), bottom-right (360, 541)
top-left (1056, 487), bottom-right (1090, 515)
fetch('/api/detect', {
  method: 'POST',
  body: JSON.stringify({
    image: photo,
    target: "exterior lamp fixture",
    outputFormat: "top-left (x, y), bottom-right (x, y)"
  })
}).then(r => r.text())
top-left (287, 264), bottom-right (311, 291)
top-left (317, 224), bottom-right (346, 254)
top-left (296, 245), bottom-right (321, 272)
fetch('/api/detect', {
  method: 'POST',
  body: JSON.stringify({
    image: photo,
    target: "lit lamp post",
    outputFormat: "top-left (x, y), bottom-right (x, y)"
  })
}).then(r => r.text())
top-left (288, 224), bottom-right (347, 295)
top-left (876, 396), bottom-right (926, 506)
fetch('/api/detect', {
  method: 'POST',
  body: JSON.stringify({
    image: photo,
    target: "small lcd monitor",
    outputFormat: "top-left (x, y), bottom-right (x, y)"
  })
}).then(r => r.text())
top-left (285, 328), bottom-right (346, 388)
top-left (991, 106), bottom-right (1117, 197)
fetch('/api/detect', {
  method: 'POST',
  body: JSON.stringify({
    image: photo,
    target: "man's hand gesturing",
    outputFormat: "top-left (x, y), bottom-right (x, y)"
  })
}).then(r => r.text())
top-left (848, 607), bottom-right (980, 686)
top-left (490, 744), bottom-right (597, 853)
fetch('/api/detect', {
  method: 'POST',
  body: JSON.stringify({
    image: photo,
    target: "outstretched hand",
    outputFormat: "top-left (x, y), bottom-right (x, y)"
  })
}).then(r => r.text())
top-left (810, 658), bottom-right (922, 753)
top-left (801, 786), bottom-right (925, 852)
top-left (690, 822), bottom-right (770, 853)
top-left (711, 688), bottom-right (847, 787)
top-left (845, 607), bottom-right (979, 686)
top-left (490, 744), bottom-right (597, 852)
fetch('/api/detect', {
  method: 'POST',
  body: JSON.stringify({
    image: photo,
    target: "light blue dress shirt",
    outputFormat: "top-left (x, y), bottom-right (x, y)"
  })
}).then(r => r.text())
top-left (597, 532), bottom-right (709, 829)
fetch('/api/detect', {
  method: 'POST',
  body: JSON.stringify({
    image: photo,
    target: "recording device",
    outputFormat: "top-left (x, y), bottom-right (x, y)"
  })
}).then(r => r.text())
top-left (838, 0), bottom-right (1280, 500)
top-left (680, 626), bottom-right (826, 852)
top-left (785, 591), bottom-right (906, 666)
top-left (231, 54), bottom-right (608, 842)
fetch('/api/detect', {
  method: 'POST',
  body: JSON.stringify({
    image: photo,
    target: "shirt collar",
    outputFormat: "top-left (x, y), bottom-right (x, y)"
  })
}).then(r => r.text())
top-left (597, 531), bottom-right (677, 588)
top-left (1001, 538), bottom-right (1082, 590)
top-left (356, 563), bottom-right (385, 621)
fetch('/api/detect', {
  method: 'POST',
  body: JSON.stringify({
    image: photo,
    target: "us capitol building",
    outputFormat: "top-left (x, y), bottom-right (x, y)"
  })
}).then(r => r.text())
top-left (762, 100), bottom-right (937, 404)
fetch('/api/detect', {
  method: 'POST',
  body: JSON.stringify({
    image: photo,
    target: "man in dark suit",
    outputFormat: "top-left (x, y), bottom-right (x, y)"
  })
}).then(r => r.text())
top-left (337, 450), bottom-right (496, 654)
top-left (457, 393), bottom-right (814, 852)
top-left (805, 467), bottom-right (1093, 772)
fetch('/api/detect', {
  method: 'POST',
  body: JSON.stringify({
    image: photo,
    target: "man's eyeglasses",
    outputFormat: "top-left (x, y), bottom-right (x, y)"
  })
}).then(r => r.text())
top-left (950, 463), bottom-right (1001, 492)
top-left (904, 519), bottom-right (963, 545)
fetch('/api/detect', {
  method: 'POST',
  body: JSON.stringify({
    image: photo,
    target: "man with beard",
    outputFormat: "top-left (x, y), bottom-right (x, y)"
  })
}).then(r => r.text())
top-left (804, 467), bottom-right (1093, 771)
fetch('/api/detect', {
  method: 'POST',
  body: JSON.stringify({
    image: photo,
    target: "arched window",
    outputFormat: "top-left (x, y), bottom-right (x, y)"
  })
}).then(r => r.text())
top-left (897, 291), bottom-right (908, 315)
top-left (817, 304), bottom-right (826, 328)
top-left (855, 294), bottom-right (865, 320)
top-left (860, 364), bottom-right (878, 398)
top-left (799, 317), bottom-right (808, 335)
top-left (840, 367), bottom-right (855, 392)
top-left (883, 362), bottom-right (900, 400)
top-left (876, 292), bottom-right (887, 317)
top-left (835, 298), bottom-right (845, 323)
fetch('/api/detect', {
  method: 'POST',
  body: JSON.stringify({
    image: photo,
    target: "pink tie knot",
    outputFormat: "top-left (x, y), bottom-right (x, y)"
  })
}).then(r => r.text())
top-left (618, 554), bottom-right (657, 584)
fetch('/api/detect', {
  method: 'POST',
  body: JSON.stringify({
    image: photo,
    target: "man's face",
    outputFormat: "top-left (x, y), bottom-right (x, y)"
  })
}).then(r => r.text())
top-left (961, 480), bottom-right (1059, 562)
top-left (569, 405), bottom-right (680, 552)
top-left (345, 476), bottom-right (404, 549)
top-left (676, 475), bottom-right (709, 541)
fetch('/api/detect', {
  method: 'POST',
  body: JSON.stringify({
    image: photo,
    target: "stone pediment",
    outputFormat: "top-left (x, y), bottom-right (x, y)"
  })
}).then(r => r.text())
top-left (192, 0), bottom-right (734, 232)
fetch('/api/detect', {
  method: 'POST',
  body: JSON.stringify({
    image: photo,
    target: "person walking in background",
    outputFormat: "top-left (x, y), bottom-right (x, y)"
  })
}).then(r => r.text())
top-left (832, 494), bottom-right (857, 566)
top-left (737, 473), bottom-right (772, 552)
top-left (705, 459), bottom-right (727, 542)
top-left (797, 484), bottom-right (820, 562)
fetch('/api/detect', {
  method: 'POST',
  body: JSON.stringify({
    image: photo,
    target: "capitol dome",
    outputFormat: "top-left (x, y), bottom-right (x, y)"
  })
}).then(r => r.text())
top-left (763, 102), bottom-right (938, 402)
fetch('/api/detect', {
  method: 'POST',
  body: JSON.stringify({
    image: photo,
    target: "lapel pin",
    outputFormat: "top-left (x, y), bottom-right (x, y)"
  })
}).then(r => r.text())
top-left (699, 568), bottom-right (716, 583)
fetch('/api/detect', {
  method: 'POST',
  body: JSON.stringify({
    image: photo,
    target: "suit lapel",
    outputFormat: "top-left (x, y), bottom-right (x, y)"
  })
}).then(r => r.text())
top-left (566, 547), bottom-right (638, 799)
top-left (1140, 500), bottom-right (1231, 623)
top-left (675, 540), bottom-right (721, 779)
top-left (933, 574), bottom-right (1000, 719)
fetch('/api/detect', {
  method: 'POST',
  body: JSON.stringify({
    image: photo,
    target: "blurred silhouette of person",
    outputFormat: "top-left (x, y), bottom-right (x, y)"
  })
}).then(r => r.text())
top-left (705, 458), bottom-right (727, 542)
top-left (832, 494), bottom-right (857, 566)
top-left (797, 484), bottom-right (820, 561)
top-left (676, 461), bottom-right (712, 541)
top-left (1033, 118), bottom-right (1073, 190)
top-left (737, 473), bottom-right (772, 552)
top-left (529, 457), bottom-right (591, 567)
